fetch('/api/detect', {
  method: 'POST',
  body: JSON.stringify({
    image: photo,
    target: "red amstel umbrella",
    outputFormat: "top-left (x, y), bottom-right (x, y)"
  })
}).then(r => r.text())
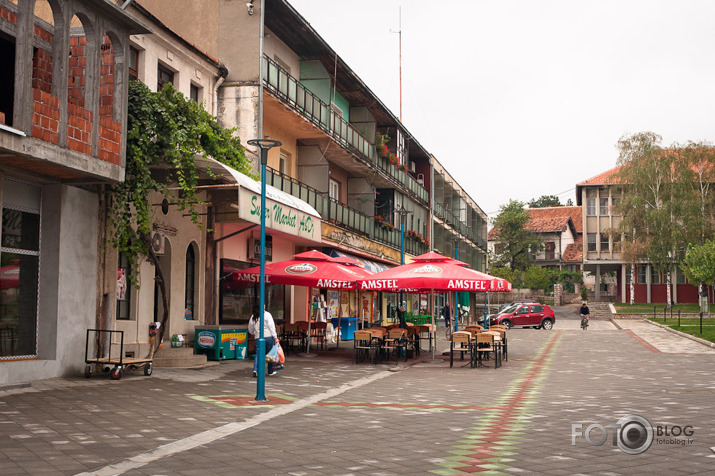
top-left (356, 251), bottom-right (511, 293)
top-left (234, 250), bottom-right (374, 353)
top-left (234, 250), bottom-right (373, 289)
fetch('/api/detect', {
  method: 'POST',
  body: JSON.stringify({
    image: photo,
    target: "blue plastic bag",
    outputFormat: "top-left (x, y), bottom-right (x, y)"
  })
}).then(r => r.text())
top-left (266, 343), bottom-right (280, 363)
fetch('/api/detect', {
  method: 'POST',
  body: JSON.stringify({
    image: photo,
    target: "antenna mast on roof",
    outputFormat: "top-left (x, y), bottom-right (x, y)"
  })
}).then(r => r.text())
top-left (390, 6), bottom-right (402, 121)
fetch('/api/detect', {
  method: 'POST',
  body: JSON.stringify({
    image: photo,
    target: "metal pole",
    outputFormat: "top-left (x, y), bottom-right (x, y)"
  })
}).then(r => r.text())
top-left (256, 147), bottom-right (268, 401)
top-left (400, 218), bottom-right (404, 310)
top-left (454, 239), bottom-right (459, 333)
top-left (247, 138), bottom-right (282, 402)
top-left (484, 259), bottom-right (489, 329)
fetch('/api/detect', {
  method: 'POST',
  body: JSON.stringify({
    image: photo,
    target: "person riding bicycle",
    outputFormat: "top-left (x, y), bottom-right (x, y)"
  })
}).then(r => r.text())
top-left (579, 302), bottom-right (590, 329)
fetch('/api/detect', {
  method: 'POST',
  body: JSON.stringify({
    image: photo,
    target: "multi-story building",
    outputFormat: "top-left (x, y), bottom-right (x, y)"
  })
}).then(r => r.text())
top-left (137, 0), bottom-right (489, 323)
top-left (0, 0), bottom-right (146, 384)
top-left (577, 167), bottom-right (701, 303)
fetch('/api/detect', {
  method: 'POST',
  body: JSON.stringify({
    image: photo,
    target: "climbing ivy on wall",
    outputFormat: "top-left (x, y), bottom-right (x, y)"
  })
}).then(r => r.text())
top-left (110, 81), bottom-right (251, 354)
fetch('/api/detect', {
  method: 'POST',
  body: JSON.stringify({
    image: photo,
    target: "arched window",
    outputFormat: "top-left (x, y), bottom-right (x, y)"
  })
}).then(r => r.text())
top-left (184, 245), bottom-right (196, 320)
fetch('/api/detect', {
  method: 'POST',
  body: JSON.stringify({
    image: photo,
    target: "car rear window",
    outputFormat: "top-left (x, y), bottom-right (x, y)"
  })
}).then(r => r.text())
top-left (530, 305), bottom-right (544, 313)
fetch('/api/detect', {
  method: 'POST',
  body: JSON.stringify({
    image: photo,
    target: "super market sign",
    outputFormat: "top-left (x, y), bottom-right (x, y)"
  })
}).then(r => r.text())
top-left (239, 188), bottom-right (319, 241)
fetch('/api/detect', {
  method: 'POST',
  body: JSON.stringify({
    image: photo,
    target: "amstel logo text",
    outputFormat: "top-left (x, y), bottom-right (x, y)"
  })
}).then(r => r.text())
top-left (285, 263), bottom-right (318, 275)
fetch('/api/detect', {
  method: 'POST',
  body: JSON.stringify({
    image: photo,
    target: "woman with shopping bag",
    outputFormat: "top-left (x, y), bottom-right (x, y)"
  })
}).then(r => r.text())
top-left (248, 304), bottom-right (282, 377)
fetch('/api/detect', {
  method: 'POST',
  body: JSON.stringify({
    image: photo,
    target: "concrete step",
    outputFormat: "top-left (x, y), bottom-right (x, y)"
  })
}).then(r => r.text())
top-left (588, 303), bottom-right (614, 320)
top-left (153, 346), bottom-right (213, 368)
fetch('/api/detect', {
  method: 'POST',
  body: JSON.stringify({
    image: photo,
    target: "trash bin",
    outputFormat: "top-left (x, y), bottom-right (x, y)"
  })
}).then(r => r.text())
top-left (195, 326), bottom-right (248, 360)
top-left (330, 317), bottom-right (358, 341)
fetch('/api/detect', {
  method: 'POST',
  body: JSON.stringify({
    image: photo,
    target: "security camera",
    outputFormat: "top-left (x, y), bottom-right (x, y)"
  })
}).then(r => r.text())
top-left (246, 1), bottom-right (254, 15)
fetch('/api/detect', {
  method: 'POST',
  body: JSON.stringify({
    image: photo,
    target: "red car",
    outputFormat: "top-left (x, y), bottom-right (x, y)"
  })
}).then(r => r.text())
top-left (489, 303), bottom-right (555, 330)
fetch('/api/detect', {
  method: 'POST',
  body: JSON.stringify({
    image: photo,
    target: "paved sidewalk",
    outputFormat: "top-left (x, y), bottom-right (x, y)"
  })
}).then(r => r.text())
top-left (616, 319), bottom-right (715, 354)
top-left (1, 322), bottom-right (714, 475)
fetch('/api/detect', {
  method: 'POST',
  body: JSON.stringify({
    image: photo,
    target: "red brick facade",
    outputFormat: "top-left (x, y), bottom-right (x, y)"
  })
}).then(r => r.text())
top-left (31, 89), bottom-right (59, 145)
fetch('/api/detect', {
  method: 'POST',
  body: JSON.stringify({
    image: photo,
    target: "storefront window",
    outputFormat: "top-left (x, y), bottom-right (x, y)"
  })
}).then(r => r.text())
top-left (0, 179), bottom-right (41, 359)
top-left (220, 258), bottom-right (286, 323)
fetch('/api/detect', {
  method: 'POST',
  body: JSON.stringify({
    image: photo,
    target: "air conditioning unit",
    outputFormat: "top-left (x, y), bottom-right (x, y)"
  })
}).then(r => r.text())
top-left (150, 231), bottom-right (165, 256)
top-left (417, 173), bottom-right (425, 186)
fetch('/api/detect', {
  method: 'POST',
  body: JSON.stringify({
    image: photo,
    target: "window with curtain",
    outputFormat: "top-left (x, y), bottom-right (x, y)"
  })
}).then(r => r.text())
top-left (587, 233), bottom-right (597, 252)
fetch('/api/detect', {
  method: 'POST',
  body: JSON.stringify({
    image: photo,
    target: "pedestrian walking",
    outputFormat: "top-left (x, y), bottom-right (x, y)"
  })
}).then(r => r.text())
top-left (248, 304), bottom-right (281, 377)
top-left (442, 302), bottom-right (451, 337)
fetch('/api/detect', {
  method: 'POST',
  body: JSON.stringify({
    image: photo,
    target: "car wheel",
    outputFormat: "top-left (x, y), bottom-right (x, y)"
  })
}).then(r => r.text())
top-left (541, 319), bottom-right (554, 330)
top-left (501, 320), bottom-right (513, 329)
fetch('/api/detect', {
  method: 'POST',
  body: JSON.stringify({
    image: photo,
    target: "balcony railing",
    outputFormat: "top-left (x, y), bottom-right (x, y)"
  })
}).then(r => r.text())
top-left (266, 167), bottom-right (374, 239)
top-left (263, 55), bottom-right (374, 162)
top-left (263, 55), bottom-right (429, 205)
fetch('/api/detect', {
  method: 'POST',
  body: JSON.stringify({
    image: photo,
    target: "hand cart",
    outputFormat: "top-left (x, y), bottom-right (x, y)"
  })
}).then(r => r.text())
top-left (84, 329), bottom-right (153, 380)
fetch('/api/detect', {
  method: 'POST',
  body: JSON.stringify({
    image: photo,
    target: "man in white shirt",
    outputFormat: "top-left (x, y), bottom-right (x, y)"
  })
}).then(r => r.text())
top-left (248, 304), bottom-right (281, 376)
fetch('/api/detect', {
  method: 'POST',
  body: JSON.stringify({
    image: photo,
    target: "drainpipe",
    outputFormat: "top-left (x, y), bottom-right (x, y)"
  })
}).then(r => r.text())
top-left (213, 63), bottom-right (228, 117)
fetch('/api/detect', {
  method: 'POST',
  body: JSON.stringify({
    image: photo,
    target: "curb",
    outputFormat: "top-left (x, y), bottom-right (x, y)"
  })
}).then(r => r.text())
top-left (643, 319), bottom-right (715, 349)
top-left (610, 318), bottom-right (623, 330)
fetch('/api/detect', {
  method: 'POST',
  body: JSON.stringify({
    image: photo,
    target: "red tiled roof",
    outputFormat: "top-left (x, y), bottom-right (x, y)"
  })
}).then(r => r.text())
top-left (577, 166), bottom-right (622, 186)
top-left (562, 236), bottom-right (583, 262)
top-left (525, 217), bottom-right (570, 233)
top-left (488, 206), bottom-right (582, 239)
top-left (526, 206), bottom-right (582, 234)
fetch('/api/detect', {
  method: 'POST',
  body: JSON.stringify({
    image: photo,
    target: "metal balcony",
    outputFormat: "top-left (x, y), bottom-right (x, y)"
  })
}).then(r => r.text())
top-left (263, 55), bottom-right (429, 205)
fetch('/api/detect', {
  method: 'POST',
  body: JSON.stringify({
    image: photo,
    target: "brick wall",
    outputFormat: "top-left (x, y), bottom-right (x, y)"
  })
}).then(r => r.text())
top-left (99, 37), bottom-right (114, 118)
top-left (66, 103), bottom-right (92, 155)
top-left (32, 47), bottom-right (53, 93)
top-left (68, 36), bottom-right (86, 108)
top-left (31, 89), bottom-right (59, 145)
top-left (5, 11), bottom-right (123, 164)
top-left (98, 117), bottom-right (121, 165)
top-left (0, 6), bottom-right (17, 24)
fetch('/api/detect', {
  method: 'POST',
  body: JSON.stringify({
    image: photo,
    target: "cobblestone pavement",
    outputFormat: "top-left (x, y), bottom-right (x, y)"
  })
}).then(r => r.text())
top-left (1, 313), bottom-right (714, 475)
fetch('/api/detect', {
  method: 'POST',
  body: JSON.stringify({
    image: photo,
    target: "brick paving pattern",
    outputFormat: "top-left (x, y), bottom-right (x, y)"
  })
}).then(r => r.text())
top-left (1, 311), bottom-right (714, 475)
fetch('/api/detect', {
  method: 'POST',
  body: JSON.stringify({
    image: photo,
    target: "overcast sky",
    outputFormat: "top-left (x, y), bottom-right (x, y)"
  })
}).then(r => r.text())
top-left (287, 0), bottom-right (715, 218)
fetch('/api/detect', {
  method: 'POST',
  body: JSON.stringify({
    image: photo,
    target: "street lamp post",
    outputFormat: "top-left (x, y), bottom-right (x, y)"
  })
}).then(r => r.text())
top-left (453, 237), bottom-right (459, 333)
top-left (394, 206), bottom-right (412, 313)
top-left (484, 263), bottom-right (491, 330)
top-left (247, 138), bottom-right (282, 402)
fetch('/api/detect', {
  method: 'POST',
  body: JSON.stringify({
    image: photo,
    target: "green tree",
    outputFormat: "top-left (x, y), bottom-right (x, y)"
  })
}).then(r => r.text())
top-left (528, 195), bottom-right (562, 208)
top-left (614, 132), bottom-right (688, 306)
top-left (112, 81), bottom-right (251, 355)
top-left (523, 265), bottom-right (552, 291)
top-left (682, 239), bottom-right (715, 312)
top-left (491, 200), bottom-right (542, 271)
top-left (490, 266), bottom-right (523, 289)
top-left (550, 269), bottom-right (583, 293)
top-left (678, 142), bottom-right (715, 244)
